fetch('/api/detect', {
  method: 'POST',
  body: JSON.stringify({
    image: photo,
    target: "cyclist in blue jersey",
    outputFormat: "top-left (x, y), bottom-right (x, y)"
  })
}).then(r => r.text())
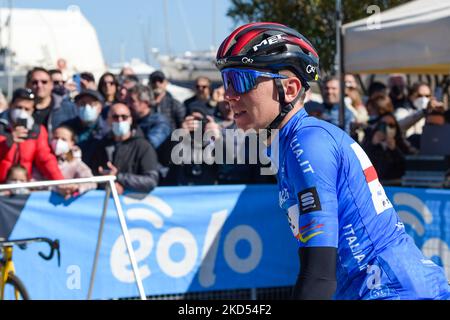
top-left (215, 22), bottom-right (450, 300)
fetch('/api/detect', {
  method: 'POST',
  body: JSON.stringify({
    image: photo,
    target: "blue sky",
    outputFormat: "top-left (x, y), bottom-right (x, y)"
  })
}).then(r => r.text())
top-left (9, 0), bottom-right (236, 66)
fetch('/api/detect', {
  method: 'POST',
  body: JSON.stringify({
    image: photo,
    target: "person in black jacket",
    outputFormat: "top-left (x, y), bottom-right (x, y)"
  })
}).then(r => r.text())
top-left (92, 103), bottom-right (159, 194)
top-left (149, 71), bottom-right (186, 130)
top-left (362, 112), bottom-right (417, 182)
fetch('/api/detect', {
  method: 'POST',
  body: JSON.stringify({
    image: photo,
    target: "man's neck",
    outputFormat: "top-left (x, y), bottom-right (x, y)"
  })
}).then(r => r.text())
top-left (114, 133), bottom-right (131, 142)
top-left (265, 103), bottom-right (303, 146)
top-left (35, 96), bottom-right (52, 110)
top-left (140, 108), bottom-right (151, 119)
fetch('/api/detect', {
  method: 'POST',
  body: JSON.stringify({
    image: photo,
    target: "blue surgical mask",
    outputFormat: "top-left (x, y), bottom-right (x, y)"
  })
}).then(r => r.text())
top-left (79, 104), bottom-right (99, 123)
top-left (112, 121), bottom-right (130, 137)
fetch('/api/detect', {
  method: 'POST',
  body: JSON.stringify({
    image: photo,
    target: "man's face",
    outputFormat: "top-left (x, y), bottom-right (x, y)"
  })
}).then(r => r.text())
top-left (151, 79), bottom-right (167, 95)
top-left (76, 96), bottom-right (102, 116)
top-left (51, 72), bottom-right (65, 86)
top-left (128, 93), bottom-right (149, 117)
top-left (30, 71), bottom-right (53, 99)
top-left (108, 103), bottom-right (133, 128)
top-left (11, 99), bottom-right (34, 118)
top-left (224, 76), bottom-right (280, 131)
top-left (323, 79), bottom-right (340, 105)
top-left (118, 80), bottom-right (137, 102)
top-left (196, 79), bottom-right (211, 100)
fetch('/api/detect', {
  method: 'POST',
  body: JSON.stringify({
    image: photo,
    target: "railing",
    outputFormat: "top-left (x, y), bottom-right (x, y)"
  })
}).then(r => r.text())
top-left (0, 176), bottom-right (147, 300)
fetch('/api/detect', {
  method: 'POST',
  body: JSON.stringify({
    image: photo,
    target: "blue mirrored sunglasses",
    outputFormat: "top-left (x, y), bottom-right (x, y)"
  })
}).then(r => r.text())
top-left (221, 68), bottom-right (287, 94)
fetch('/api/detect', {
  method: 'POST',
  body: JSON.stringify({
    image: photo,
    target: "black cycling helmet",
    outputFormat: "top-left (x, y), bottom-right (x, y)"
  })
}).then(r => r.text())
top-left (216, 22), bottom-right (320, 133)
top-left (216, 22), bottom-right (319, 90)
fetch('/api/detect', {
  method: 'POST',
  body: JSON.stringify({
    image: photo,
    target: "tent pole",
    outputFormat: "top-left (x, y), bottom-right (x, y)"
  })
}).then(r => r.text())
top-left (336, 0), bottom-right (346, 130)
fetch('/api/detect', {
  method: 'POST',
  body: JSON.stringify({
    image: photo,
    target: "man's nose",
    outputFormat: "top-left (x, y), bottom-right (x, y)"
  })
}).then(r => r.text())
top-left (224, 85), bottom-right (240, 102)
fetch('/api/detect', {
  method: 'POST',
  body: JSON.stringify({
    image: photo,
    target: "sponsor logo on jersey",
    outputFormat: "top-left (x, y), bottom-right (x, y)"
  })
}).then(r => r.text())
top-left (279, 188), bottom-right (289, 208)
top-left (297, 187), bottom-right (321, 215)
top-left (297, 219), bottom-right (324, 244)
top-left (350, 142), bottom-right (393, 215)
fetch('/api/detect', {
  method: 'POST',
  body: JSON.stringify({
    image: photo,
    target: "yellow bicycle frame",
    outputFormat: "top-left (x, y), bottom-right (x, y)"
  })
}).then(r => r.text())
top-left (0, 246), bottom-right (19, 300)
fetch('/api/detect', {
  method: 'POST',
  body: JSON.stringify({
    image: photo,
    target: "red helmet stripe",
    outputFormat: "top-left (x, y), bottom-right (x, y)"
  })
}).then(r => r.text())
top-left (231, 29), bottom-right (268, 55)
top-left (286, 36), bottom-right (319, 58)
top-left (219, 22), bottom-right (267, 57)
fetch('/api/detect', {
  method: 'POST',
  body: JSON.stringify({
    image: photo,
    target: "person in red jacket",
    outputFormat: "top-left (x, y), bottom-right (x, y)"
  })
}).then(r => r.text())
top-left (0, 88), bottom-right (73, 197)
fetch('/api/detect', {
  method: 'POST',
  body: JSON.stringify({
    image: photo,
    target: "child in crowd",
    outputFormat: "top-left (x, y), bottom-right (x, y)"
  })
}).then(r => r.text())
top-left (50, 125), bottom-right (97, 196)
top-left (0, 164), bottom-right (30, 196)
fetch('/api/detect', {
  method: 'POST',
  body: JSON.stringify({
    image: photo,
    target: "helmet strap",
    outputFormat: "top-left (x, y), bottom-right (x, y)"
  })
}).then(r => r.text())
top-left (266, 78), bottom-right (304, 137)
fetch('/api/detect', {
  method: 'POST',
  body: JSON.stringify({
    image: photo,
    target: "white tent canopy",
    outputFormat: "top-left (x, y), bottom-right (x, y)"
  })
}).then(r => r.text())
top-left (0, 7), bottom-right (105, 75)
top-left (342, 0), bottom-right (450, 74)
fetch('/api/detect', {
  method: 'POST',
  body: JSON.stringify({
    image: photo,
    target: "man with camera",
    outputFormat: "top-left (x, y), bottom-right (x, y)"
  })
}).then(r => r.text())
top-left (0, 88), bottom-right (74, 197)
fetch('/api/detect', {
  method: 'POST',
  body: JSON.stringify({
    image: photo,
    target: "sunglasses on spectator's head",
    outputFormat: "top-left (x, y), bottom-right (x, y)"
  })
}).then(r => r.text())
top-left (112, 114), bottom-right (130, 121)
top-left (32, 79), bottom-right (49, 85)
top-left (221, 68), bottom-right (287, 94)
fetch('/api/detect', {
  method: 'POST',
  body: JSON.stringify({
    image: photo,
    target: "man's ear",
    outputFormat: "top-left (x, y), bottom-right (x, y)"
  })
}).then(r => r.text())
top-left (283, 77), bottom-right (302, 104)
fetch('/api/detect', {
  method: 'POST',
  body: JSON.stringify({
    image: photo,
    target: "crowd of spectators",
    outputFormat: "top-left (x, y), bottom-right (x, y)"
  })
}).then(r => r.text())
top-left (305, 73), bottom-right (450, 182)
top-left (0, 64), bottom-right (449, 197)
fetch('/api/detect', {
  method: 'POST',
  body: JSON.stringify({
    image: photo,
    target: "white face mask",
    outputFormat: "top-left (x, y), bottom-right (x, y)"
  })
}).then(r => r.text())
top-left (51, 138), bottom-right (70, 156)
top-left (112, 121), bottom-right (131, 137)
top-left (10, 108), bottom-right (34, 130)
top-left (413, 96), bottom-right (430, 110)
top-left (78, 104), bottom-right (99, 123)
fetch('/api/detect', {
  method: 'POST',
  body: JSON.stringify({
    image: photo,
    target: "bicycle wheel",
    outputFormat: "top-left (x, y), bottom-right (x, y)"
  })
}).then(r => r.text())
top-left (4, 273), bottom-right (30, 300)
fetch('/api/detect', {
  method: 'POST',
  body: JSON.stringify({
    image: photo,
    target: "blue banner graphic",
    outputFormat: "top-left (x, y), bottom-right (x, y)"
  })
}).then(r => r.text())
top-left (1, 185), bottom-right (449, 299)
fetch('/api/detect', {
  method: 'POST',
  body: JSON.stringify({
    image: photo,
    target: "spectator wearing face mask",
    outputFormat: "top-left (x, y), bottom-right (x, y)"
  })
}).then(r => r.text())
top-left (407, 98), bottom-right (448, 150)
top-left (0, 164), bottom-right (30, 196)
top-left (0, 88), bottom-right (73, 197)
top-left (149, 70), bottom-right (186, 130)
top-left (61, 89), bottom-right (109, 169)
top-left (395, 82), bottom-right (432, 138)
top-left (49, 69), bottom-right (69, 98)
top-left (90, 103), bottom-right (159, 194)
top-left (49, 125), bottom-right (97, 195)
top-left (362, 113), bottom-right (416, 182)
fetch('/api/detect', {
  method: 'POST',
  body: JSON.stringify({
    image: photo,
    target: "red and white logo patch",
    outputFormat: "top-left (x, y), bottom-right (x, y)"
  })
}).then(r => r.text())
top-left (350, 143), bottom-right (392, 215)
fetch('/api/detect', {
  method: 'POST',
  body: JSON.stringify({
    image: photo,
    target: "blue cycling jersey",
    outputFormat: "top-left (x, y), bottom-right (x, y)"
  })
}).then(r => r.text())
top-left (268, 108), bottom-right (450, 300)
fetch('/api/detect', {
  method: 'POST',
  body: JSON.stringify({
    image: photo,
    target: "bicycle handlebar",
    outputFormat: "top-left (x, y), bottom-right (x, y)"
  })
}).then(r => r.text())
top-left (0, 237), bottom-right (61, 267)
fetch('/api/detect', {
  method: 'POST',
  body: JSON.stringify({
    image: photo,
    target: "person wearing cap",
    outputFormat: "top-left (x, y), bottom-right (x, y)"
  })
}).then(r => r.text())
top-left (149, 70), bottom-right (186, 130)
top-left (0, 88), bottom-right (69, 190)
top-left (61, 89), bottom-right (109, 168)
top-left (25, 67), bottom-right (78, 137)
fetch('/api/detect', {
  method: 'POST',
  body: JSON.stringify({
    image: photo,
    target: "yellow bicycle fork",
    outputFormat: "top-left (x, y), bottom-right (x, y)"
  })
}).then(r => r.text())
top-left (0, 246), bottom-right (19, 300)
